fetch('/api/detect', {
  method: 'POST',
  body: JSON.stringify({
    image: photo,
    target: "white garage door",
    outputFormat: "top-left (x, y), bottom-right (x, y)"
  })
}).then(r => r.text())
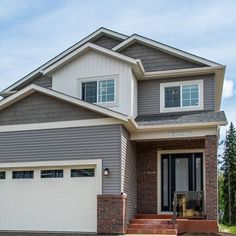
top-left (0, 160), bottom-right (101, 232)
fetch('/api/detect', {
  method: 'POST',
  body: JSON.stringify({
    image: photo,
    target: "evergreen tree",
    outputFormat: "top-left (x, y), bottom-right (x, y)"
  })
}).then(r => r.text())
top-left (221, 122), bottom-right (236, 225)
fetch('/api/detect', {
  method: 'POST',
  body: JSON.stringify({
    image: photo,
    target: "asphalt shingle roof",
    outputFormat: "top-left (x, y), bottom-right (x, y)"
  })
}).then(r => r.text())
top-left (135, 110), bottom-right (227, 126)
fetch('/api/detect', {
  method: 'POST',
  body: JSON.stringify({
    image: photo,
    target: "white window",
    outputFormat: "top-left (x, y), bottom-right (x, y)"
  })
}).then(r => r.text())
top-left (79, 75), bottom-right (117, 105)
top-left (160, 80), bottom-right (203, 113)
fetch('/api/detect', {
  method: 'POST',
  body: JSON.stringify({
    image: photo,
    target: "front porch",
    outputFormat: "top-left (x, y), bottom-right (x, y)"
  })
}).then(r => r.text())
top-left (133, 135), bottom-right (218, 234)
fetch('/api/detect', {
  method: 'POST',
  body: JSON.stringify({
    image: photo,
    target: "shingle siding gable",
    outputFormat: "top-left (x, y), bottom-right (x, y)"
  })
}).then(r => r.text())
top-left (15, 76), bottom-right (52, 90)
top-left (0, 92), bottom-right (106, 125)
top-left (120, 42), bottom-right (205, 71)
top-left (91, 35), bottom-right (123, 49)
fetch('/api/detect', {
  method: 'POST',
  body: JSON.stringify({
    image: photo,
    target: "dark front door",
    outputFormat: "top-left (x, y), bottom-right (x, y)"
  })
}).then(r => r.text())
top-left (161, 153), bottom-right (203, 212)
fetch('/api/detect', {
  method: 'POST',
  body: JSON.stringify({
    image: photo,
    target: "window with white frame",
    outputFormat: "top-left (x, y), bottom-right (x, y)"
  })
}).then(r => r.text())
top-left (81, 76), bottom-right (116, 104)
top-left (160, 80), bottom-right (203, 112)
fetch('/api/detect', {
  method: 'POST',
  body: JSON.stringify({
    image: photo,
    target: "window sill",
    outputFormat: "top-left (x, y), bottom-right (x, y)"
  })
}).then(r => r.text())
top-left (160, 106), bottom-right (203, 113)
top-left (95, 101), bottom-right (119, 108)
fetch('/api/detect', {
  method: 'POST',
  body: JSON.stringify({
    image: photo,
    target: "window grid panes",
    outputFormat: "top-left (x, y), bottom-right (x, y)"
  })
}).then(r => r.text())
top-left (12, 171), bottom-right (34, 179)
top-left (182, 84), bottom-right (199, 107)
top-left (165, 86), bottom-right (181, 108)
top-left (0, 171), bottom-right (6, 179)
top-left (164, 83), bottom-right (200, 108)
top-left (98, 80), bottom-right (115, 102)
top-left (82, 81), bottom-right (97, 103)
top-left (71, 168), bottom-right (95, 177)
top-left (81, 79), bottom-right (115, 103)
top-left (41, 170), bottom-right (63, 178)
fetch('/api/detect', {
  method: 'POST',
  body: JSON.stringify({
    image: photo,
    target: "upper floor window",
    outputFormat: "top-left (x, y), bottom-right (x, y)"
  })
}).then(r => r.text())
top-left (160, 80), bottom-right (203, 113)
top-left (81, 76), bottom-right (116, 104)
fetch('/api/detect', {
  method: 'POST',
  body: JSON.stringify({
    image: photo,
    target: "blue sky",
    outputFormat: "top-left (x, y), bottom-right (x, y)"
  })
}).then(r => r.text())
top-left (0, 0), bottom-right (236, 138)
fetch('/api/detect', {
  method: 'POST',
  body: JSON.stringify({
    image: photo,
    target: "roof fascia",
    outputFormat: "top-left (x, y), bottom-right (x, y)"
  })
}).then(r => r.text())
top-left (140, 65), bottom-right (225, 80)
top-left (3, 28), bottom-right (128, 93)
top-left (128, 118), bottom-right (227, 131)
top-left (42, 43), bottom-right (140, 75)
top-left (0, 84), bottom-right (129, 122)
top-left (112, 34), bottom-right (221, 67)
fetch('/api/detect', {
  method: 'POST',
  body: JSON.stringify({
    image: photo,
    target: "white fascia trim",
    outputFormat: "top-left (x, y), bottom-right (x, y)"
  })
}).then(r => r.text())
top-left (128, 118), bottom-right (227, 131)
top-left (0, 118), bottom-right (123, 132)
top-left (3, 28), bottom-right (128, 93)
top-left (42, 43), bottom-right (139, 75)
top-left (112, 35), bottom-right (220, 67)
top-left (142, 65), bottom-right (225, 80)
top-left (0, 84), bottom-right (129, 122)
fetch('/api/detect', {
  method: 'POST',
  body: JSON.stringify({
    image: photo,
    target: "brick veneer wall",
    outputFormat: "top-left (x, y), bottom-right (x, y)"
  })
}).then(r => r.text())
top-left (97, 194), bottom-right (127, 234)
top-left (205, 135), bottom-right (218, 220)
top-left (137, 138), bottom-right (218, 216)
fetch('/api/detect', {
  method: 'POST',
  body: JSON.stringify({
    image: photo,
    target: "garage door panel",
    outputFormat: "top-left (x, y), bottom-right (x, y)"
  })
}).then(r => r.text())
top-left (0, 164), bottom-right (100, 232)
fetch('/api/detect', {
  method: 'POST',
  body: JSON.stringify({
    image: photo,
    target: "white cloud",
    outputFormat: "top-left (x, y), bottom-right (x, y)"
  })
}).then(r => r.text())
top-left (223, 79), bottom-right (234, 99)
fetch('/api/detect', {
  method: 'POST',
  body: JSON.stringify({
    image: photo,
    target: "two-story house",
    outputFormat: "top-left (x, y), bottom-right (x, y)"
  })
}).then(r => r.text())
top-left (0, 28), bottom-right (227, 235)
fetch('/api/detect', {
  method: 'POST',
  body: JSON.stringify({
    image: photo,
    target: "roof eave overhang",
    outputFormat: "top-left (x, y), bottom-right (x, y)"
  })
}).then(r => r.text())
top-left (127, 118), bottom-right (227, 132)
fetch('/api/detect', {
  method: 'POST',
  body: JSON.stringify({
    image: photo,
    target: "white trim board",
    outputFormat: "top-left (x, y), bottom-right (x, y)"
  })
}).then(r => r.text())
top-left (0, 118), bottom-right (123, 133)
top-left (112, 34), bottom-right (221, 67)
top-left (0, 159), bottom-right (102, 169)
top-left (130, 127), bottom-right (218, 141)
top-left (2, 28), bottom-right (128, 93)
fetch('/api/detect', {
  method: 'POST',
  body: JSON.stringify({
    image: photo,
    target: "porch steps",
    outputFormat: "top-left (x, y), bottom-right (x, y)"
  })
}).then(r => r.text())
top-left (127, 215), bottom-right (177, 235)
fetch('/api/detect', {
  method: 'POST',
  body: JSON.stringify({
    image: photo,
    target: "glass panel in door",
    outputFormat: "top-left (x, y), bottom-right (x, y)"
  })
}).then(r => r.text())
top-left (175, 158), bottom-right (189, 191)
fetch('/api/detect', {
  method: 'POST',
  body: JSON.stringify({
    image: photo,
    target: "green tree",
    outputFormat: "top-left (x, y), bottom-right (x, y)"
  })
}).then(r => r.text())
top-left (221, 122), bottom-right (236, 225)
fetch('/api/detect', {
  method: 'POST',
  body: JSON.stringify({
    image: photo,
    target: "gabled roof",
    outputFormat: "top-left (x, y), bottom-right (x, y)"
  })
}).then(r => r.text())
top-left (112, 34), bottom-right (221, 67)
top-left (42, 42), bottom-right (143, 75)
top-left (0, 84), bottom-right (129, 122)
top-left (3, 28), bottom-right (128, 93)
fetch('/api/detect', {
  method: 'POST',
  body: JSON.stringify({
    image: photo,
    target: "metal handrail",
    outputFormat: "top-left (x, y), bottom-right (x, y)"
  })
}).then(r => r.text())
top-left (172, 191), bottom-right (204, 223)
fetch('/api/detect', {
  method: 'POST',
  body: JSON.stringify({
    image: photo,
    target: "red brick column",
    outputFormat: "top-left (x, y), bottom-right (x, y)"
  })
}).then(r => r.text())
top-left (97, 194), bottom-right (127, 234)
top-left (205, 135), bottom-right (218, 220)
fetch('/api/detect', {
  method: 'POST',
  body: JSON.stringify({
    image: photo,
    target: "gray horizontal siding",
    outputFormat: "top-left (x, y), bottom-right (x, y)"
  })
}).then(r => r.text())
top-left (120, 42), bottom-right (204, 72)
top-left (15, 76), bottom-right (52, 90)
top-left (91, 35), bottom-right (123, 49)
top-left (0, 92), bottom-right (106, 125)
top-left (0, 125), bottom-right (122, 194)
top-left (138, 74), bottom-right (215, 116)
top-left (121, 127), bottom-right (137, 224)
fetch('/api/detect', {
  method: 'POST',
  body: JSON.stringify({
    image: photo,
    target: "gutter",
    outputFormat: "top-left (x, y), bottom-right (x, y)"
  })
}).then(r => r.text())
top-left (127, 117), bottom-right (227, 132)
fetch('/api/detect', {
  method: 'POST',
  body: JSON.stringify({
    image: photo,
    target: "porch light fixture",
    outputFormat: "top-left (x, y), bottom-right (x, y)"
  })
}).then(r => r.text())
top-left (103, 168), bottom-right (109, 176)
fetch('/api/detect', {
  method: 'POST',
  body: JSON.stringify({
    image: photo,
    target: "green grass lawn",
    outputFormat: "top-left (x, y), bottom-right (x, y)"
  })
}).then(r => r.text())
top-left (219, 224), bottom-right (236, 234)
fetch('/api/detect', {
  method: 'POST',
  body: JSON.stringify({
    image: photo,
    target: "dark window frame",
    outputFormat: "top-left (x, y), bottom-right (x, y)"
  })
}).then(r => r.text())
top-left (0, 171), bottom-right (6, 179)
top-left (12, 170), bottom-right (34, 179)
top-left (41, 169), bottom-right (64, 178)
top-left (71, 168), bottom-right (95, 177)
